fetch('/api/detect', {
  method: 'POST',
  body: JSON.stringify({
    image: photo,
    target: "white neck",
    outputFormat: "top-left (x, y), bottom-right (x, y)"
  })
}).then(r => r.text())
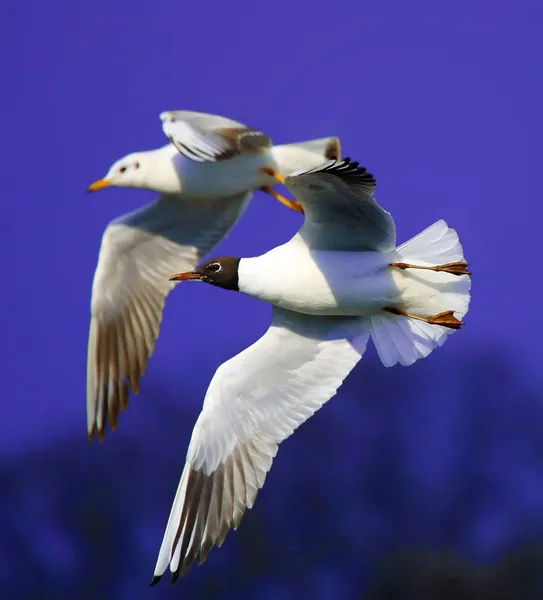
top-left (237, 243), bottom-right (303, 305)
top-left (140, 145), bottom-right (182, 194)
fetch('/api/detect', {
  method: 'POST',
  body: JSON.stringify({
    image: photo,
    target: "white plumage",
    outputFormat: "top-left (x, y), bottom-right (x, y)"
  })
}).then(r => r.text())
top-left (85, 110), bottom-right (340, 441)
top-left (152, 158), bottom-right (471, 583)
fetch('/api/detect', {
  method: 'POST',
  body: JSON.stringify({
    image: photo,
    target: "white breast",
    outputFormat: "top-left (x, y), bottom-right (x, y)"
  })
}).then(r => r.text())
top-left (175, 150), bottom-right (277, 198)
top-left (238, 237), bottom-right (402, 316)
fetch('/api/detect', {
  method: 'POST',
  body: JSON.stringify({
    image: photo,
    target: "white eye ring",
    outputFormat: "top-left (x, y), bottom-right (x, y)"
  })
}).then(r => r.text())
top-left (208, 263), bottom-right (221, 273)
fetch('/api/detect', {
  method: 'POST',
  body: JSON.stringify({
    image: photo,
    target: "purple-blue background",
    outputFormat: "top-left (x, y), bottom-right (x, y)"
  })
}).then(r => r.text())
top-left (2, 1), bottom-right (543, 598)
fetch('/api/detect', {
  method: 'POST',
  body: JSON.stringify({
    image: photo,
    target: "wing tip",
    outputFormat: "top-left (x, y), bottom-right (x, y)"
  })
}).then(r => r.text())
top-left (324, 137), bottom-right (341, 161)
top-left (286, 157), bottom-right (376, 193)
top-left (159, 110), bottom-right (178, 124)
top-left (87, 422), bottom-right (110, 443)
top-left (87, 428), bottom-right (105, 443)
top-left (171, 568), bottom-right (183, 585)
top-left (150, 574), bottom-right (163, 586)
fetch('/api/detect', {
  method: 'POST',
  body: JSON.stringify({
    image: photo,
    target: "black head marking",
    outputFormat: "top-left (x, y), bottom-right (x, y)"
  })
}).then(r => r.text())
top-left (195, 257), bottom-right (240, 291)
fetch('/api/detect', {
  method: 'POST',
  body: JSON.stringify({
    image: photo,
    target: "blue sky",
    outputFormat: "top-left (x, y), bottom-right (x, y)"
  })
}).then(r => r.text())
top-left (2, 1), bottom-right (542, 596)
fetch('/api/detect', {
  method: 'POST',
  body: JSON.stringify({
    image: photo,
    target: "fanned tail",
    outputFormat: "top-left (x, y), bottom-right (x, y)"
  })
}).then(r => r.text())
top-left (371, 220), bottom-right (471, 367)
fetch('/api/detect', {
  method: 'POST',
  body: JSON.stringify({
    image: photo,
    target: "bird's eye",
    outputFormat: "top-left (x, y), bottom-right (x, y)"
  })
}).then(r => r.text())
top-left (207, 263), bottom-right (221, 273)
top-left (119, 166), bottom-right (127, 174)
top-left (134, 161), bottom-right (140, 169)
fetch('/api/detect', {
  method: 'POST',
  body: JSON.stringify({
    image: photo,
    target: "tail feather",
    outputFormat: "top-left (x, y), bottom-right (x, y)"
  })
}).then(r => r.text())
top-left (395, 219), bottom-right (464, 264)
top-left (371, 220), bottom-right (471, 367)
top-left (271, 137), bottom-right (341, 178)
top-left (371, 313), bottom-right (451, 367)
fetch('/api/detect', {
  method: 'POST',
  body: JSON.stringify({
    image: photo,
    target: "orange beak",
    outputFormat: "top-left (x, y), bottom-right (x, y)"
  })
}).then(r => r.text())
top-left (169, 271), bottom-right (202, 282)
top-left (87, 178), bottom-right (112, 192)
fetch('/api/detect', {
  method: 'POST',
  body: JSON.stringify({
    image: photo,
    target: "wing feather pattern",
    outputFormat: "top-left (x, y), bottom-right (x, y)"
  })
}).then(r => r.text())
top-left (285, 158), bottom-right (396, 252)
top-left (87, 192), bottom-right (252, 440)
top-left (152, 307), bottom-right (369, 583)
top-left (160, 110), bottom-right (271, 163)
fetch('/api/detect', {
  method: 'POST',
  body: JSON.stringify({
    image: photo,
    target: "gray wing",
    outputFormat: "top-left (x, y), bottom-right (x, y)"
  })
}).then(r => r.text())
top-left (152, 306), bottom-right (370, 583)
top-left (285, 158), bottom-right (396, 252)
top-left (87, 192), bottom-right (252, 441)
top-left (160, 110), bottom-right (272, 163)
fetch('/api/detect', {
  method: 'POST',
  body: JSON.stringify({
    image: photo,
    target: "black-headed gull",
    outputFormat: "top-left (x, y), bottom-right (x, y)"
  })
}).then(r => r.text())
top-left (85, 110), bottom-right (340, 441)
top-left (152, 158), bottom-right (471, 583)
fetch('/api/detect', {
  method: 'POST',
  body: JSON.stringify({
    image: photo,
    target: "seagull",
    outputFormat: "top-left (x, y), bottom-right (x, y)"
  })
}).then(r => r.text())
top-left (151, 157), bottom-right (472, 583)
top-left (85, 110), bottom-right (340, 441)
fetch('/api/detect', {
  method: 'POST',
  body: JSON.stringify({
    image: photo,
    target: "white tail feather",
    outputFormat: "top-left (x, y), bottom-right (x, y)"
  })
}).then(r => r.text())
top-left (371, 220), bottom-right (471, 367)
top-left (395, 219), bottom-right (464, 264)
top-left (271, 137), bottom-right (341, 178)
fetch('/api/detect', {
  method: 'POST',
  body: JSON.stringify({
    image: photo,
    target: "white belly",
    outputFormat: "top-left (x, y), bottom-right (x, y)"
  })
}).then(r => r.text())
top-left (239, 240), bottom-right (402, 316)
top-left (174, 150), bottom-right (279, 198)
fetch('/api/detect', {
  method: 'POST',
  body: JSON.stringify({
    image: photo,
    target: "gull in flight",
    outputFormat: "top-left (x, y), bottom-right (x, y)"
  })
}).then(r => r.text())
top-left (86, 110), bottom-right (340, 441)
top-left (152, 158), bottom-right (472, 583)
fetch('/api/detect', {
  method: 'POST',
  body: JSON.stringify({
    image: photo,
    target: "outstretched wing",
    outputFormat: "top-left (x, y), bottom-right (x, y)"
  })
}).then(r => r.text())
top-left (285, 158), bottom-right (396, 252)
top-left (152, 307), bottom-right (370, 583)
top-left (87, 192), bottom-right (252, 441)
top-left (160, 110), bottom-right (272, 163)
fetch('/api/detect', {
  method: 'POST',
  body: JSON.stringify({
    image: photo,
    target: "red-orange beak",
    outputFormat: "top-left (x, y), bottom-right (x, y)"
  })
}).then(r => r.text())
top-left (169, 271), bottom-right (201, 282)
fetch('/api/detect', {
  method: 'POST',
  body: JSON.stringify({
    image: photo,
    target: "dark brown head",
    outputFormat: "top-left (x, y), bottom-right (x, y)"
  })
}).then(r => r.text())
top-left (169, 257), bottom-right (240, 291)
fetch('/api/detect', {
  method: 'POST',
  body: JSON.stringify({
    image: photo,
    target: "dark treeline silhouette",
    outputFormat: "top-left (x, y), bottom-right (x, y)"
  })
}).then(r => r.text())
top-left (364, 545), bottom-right (543, 599)
top-left (3, 345), bottom-right (543, 599)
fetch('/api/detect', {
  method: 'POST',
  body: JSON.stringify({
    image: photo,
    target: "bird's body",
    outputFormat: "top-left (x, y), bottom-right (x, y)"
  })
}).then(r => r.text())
top-left (152, 158), bottom-right (472, 583)
top-left (86, 110), bottom-right (340, 440)
top-left (168, 143), bottom-right (302, 198)
top-left (239, 240), bottom-right (400, 316)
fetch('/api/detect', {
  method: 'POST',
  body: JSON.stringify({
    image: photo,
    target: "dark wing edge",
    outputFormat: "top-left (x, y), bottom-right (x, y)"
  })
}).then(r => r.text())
top-left (87, 193), bottom-right (253, 442)
top-left (288, 157), bottom-right (376, 196)
top-left (161, 111), bottom-right (271, 163)
top-left (214, 127), bottom-right (272, 160)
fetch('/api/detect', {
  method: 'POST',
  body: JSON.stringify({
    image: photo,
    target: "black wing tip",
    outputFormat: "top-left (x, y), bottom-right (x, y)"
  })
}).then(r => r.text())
top-left (328, 157), bottom-right (375, 184)
top-left (150, 564), bottom-right (195, 586)
top-left (291, 156), bottom-right (376, 188)
top-left (171, 569), bottom-right (183, 585)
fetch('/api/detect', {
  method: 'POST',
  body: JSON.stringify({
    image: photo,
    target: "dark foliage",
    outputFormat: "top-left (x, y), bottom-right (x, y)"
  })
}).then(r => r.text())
top-left (2, 346), bottom-right (543, 599)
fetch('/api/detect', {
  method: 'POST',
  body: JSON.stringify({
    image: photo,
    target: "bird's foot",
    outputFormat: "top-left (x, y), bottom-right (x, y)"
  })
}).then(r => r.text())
top-left (384, 307), bottom-right (463, 330)
top-left (390, 261), bottom-right (471, 276)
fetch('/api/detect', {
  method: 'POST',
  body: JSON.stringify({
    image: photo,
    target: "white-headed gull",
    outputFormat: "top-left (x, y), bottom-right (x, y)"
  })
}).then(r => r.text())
top-left (85, 110), bottom-right (340, 441)
top-left (152, 158), bottom-right (471, 583)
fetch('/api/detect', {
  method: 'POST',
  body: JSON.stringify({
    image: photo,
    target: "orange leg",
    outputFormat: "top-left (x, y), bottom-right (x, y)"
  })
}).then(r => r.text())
top-left (384, 307), bottom-right (463, 330)
top-left (260, 167), bottom-right (285, 184)
top-left (260, 186), bottom-right (304, 213)
top-left (259, 167), bottom-right (303, 213)
top-left (390, 261), bottom-right (471, 276)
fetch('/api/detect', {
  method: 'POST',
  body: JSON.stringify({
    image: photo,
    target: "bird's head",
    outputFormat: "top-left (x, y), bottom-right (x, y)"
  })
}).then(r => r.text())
top-left (86, 152), bottom-right (149, 192)
top-left (169, 257), bottom-right (241, 291)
